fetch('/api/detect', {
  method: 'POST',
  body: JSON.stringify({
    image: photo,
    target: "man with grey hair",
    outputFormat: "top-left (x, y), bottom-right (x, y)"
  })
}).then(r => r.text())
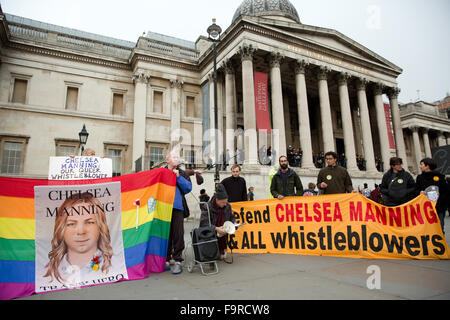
top-left (164, 150), bottom-right (192, 274)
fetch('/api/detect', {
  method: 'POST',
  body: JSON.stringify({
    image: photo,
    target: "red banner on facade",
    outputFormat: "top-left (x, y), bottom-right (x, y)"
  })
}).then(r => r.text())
top-left (384, 103), bottom-right (396, 149)
top-left (254, 71), bottom-right (271, 133)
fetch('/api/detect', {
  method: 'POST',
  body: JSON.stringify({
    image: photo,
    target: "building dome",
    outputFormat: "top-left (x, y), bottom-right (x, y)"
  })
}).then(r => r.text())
top-left (232, 0), bottom-right (300, 24)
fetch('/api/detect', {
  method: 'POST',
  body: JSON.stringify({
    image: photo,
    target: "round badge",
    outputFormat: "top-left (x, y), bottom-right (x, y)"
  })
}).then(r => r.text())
top-left (433, 176), bottom-right (440, 182)
top-left (397, 179), bottom-right (404, 184)
top-left (326, 175), bottom-right (332, 181)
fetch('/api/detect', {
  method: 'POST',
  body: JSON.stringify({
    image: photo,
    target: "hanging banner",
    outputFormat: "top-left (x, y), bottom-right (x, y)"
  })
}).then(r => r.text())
top-left (384, 103), bottom-right (396, 150)
top-left (254, 71), bottom-right (271, 133)
top-left (0, 169), bottom-right (176, 300)
top-left (229, 194), bottom-right (450, 260)
top-left (48, 156), bottom-right (112, 180)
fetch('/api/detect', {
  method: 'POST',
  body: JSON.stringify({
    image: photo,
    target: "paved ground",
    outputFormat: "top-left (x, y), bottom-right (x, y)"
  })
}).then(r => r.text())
top-left (20, 216), bottom-right (450, 300)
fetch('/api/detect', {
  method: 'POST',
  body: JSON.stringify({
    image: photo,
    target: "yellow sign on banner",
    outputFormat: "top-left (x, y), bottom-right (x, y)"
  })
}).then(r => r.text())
top-left (229, 194), bottom-right (450, 260)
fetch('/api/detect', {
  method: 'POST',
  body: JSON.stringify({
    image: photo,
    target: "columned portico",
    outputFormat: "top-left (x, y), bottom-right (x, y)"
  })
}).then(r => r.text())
top-left (337, 73), bottom-right (358, 171)
top-left (317, 66), bottom-right (335, 153)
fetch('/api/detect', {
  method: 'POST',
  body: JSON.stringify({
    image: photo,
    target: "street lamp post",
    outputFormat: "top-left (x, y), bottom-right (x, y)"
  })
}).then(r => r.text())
top-left (78, 124), bottom-right (89, 155)
top-left (207, 18), bottom-right (222, 190)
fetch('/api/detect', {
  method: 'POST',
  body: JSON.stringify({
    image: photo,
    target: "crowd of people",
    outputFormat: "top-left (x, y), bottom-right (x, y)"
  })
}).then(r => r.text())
top-left (163, 149), bottom-right (449, 275)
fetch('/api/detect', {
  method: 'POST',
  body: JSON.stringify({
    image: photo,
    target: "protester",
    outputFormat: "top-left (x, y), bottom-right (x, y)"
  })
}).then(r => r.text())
top-left (415, 158), bottom-right (448, 234)
top-left (317, 151), bottom-right (355, 194)
top-left (270, 156), bottom-right (304, 200)
top-left (380, 157), bottom-right (416, 207)
top-left (303, 183), bottom-right (318, 196)
top-left (248, 187), bottom-right (255, 201)
top-left (164, 151), bottom-right (192, 274)
top-left (220, 164), bottom-right (248, 202)
top-left (200, 184), bottom-right (236, 260)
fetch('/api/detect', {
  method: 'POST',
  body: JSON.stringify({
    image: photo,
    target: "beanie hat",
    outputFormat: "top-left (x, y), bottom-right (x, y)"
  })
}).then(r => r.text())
top-left (215, 183), bottom-right (228, 200)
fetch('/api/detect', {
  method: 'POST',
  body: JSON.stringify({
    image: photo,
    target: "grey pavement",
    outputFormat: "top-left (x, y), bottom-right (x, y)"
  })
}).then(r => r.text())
top-left (20, 216), bottom-right (450, 300)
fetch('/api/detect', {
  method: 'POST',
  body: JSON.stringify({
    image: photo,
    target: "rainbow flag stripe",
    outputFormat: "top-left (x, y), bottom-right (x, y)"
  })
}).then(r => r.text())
top-left (0, 168), bottom-right (176, 300)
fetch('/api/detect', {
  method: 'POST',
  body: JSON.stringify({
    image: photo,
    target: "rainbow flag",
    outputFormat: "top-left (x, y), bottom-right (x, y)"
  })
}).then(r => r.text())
top-left (0, 168), bottom-right (176, 300)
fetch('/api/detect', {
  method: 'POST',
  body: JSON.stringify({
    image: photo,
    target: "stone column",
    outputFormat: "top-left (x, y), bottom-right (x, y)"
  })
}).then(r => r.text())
top-left (356, 79), bottom-right (377, 172)
top-left (373, 83), bottom-right (390, 170)
top-left (317, 66), bottom-right (335, 153)
top-left (411, 126), bottom-right (422, 170)
top-left (337, 73), bottom-right (358, 171)
top-left (294, 60), bottom-right (314, 168)
top-left (239, 44), bottom-right (258, 165)
top-left (224, 59), bottom-right (237, 165)
top-left (269, 52), bottom-right (287, 159)
top-left (422, 128), bottom-right (432, 158)
top-left (170, 79), bottom-right (183, 154)
top-left (132, 70), bottom-right (150, 171)
top-left (388, 87), bottom-right (408, 167)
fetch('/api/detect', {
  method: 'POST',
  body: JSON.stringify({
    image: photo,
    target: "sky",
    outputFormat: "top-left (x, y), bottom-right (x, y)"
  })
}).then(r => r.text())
top-left (1, 0), bottom-right (449, 104)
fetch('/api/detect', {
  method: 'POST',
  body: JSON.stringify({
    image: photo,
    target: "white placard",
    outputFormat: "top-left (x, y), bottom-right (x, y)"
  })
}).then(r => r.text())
top-left (48, 156), bottom-right (112, 180)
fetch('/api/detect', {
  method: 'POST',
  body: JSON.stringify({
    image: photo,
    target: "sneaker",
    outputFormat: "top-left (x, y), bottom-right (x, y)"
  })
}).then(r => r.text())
top-left (172, 262), bottom-right (182, 275)
top-left (165, 261), bottom-right (171, 271)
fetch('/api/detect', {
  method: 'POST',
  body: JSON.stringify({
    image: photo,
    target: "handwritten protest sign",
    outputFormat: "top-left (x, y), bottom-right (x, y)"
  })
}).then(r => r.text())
top-left (48, 156), bottom-right (112, 180)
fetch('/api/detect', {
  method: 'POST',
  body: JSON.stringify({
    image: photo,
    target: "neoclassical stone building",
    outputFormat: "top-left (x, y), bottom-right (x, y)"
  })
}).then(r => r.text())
top-left (400, 99), bottom-right (450, 174)
top-left (2, 0), bottom-right (443, 198)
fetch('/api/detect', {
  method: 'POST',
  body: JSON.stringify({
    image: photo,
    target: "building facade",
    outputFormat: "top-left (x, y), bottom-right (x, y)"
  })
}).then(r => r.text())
top-left (1, 0), bottom-right (446, 198)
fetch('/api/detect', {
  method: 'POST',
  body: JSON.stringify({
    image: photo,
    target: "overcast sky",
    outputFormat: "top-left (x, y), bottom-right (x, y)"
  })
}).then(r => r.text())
top-left (1, 0), bottom-right (449, 104)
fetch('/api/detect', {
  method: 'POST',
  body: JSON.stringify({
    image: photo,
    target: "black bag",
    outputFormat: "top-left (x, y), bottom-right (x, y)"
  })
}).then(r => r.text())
top-left (191, 226), bottom-right (220, 262)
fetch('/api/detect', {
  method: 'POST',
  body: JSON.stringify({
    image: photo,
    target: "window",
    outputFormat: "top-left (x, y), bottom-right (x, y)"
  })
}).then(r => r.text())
top-left (65, 87), bottom-right (79, 110)
top-left (153, 91), bottom-right (163, 113)
top-left (12, 79), bottom-right (28, 104)
top-left (55, 139), bottom-right (79, 157)
top-left (112, 93), bottom-right (124, 116)
top-left (149, 147), bottom-right (164, 168)
top-left (108, 149), bottom-right (122, 177)
top-left (0, 135), bottom-right (29, 175)
top-left (1, 142), bottom-right (22, 174)
top-left (186, 96), bottom-right (196, 118)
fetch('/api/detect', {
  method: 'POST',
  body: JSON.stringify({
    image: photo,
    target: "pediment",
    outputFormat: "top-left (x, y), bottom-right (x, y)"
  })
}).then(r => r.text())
top-left (242, 17), bottom-right (402, 74)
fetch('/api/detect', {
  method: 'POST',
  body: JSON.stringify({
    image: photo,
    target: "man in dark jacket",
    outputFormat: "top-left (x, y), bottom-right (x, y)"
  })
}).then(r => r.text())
top-left (416, 158), bottom-right (448, 234)
top-left (380, 157), bottom-right (416, 207)
top-left (317, 151), bottom-right (354, 194)
top-left (270, 156), bottom-right (304, 200)
top-left (200, 184), bottom-right (236, 259)
top-left (220, 164), bottom-right (248, 203)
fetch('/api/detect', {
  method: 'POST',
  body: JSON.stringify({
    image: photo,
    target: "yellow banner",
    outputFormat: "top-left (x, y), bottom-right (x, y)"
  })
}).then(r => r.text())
top-left (229, 194), bottom-right (450, 260)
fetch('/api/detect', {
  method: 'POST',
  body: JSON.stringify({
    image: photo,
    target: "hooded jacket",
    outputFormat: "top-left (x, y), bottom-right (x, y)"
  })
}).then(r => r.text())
top-left (380, 168), bottom-right (416, 207)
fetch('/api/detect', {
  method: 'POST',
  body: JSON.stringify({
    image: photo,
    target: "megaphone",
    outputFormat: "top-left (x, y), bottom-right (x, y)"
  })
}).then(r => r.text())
top-left (222, 221), bottom-right (246, 235)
